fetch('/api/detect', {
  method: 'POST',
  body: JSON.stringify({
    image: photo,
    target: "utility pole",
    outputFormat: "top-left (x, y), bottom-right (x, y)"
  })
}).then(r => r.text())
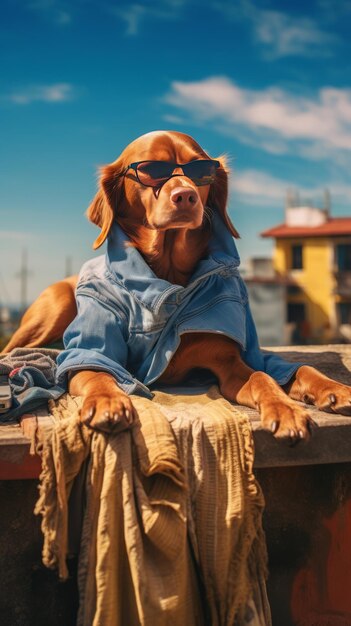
top-left (65, 255), bottom-right (73, 278)
top-left (16, 249), bottom-right (31, 313)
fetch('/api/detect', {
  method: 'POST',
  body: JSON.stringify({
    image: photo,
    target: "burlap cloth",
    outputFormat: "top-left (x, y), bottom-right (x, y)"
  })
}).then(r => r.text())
top-left (34, 386), bottom-right (271, 626)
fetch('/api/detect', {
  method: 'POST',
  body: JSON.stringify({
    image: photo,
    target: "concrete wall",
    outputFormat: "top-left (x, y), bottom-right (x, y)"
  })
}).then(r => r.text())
top-left (2, 464), bottom-right (351, 626)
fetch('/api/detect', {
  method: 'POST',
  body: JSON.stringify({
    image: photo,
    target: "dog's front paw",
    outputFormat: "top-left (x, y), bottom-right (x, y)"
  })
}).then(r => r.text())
top-left (291, 366), bottom-right (351, 416)
top-left (311, 381), bottom-right (351, 416)
top-left (80, 392), bottom-right (137, 433)
top-left (260, 399), bottom-right (314, 444)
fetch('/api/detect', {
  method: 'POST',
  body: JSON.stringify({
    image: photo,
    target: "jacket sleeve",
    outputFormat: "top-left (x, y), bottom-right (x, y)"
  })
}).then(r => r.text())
top-left (55, 293), bottom-right (152, 397)
top-left (241, 282), bottom-right (302, 385)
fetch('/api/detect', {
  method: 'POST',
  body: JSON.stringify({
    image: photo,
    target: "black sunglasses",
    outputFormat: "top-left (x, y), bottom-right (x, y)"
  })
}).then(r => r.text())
top-left (122, 159), bottom-right (220, 188)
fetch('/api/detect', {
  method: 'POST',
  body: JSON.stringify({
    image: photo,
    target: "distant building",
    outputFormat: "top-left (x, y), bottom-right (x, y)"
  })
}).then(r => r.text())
top-left (244, 258), bottom-right (290, 346)
top-left (0, 306), bottom-right (21, 341)
top-left (0, 307), bottom-right (11, 324)
top-left (261, 192), bottom-right (351, 343)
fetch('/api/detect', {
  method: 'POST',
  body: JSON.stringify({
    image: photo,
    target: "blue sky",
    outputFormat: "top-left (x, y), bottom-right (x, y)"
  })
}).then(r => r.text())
top-left (1, 0), bottom-right (351, 305)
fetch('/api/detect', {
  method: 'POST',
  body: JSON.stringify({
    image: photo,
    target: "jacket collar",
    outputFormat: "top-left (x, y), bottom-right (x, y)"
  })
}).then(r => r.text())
top-left (106, 211), bottom-right (240, 311)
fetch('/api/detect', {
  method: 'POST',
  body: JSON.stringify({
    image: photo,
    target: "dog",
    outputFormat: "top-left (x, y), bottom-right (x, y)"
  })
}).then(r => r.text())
top-left (4, 130), bottom-right (351, 442)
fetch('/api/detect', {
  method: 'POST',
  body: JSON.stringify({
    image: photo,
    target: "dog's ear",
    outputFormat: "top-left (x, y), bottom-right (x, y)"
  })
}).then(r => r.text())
top-left (86, 162), bottom-right (123, 250)
top-left (207, 156), bottom-right (239, 238)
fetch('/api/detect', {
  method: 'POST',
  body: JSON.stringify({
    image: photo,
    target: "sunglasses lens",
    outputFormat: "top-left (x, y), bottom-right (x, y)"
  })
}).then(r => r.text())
top-left (136, 161), bottom-right (174, 187)
top-left (134, 159), bottom-right (220, 187)
top-left (184, 160), bottom-right (219, 185)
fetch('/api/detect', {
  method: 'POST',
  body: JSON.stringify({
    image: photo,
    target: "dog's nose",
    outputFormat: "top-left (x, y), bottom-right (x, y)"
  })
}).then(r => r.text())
top-left (170, 187), bottom-right (200, 209)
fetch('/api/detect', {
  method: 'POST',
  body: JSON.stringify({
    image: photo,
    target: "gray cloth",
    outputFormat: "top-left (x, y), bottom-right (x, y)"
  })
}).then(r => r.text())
top-left (0, 348), bottom-right (65, 423)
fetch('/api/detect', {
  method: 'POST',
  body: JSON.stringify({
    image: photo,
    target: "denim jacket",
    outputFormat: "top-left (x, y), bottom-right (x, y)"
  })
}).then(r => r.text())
top-left (56, 213), bottom-right (300, 397)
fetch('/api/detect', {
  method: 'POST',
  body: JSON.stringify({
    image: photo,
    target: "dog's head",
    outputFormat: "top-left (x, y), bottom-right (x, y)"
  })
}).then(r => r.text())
top-left (87, 130), bottom-right (239, 249)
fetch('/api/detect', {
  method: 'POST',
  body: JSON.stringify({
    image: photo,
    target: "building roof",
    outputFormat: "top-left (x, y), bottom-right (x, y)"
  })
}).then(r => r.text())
top-left (261, 217), bottom-right (351, 239)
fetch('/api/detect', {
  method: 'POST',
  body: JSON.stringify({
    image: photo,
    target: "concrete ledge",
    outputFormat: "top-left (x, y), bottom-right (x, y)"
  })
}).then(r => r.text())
top-left (0, 409), bottom-right (52, 479)
top-left (253, 344), bottom-right (351, 467)
top-left (253, 413), bottom-right (351, 467)
top-left (1, 344), bottom-right (351, 477)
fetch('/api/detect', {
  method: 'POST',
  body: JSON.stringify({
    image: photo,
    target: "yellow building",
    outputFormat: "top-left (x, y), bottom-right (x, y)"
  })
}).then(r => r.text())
top-left (261, 204), bottom-right (351, 343)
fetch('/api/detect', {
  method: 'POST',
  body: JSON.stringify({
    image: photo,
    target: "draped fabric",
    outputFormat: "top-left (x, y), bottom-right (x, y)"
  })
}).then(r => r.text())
top-left (35, 388), bottom-right (271, 626)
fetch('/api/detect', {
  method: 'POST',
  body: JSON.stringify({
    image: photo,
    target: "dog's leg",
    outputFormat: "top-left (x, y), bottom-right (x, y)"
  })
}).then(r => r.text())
top-left (2, 277), bottom-right (77, 353)
top-left (286, 365), bottom-right (351, 416)
top-left (220, 361), bottom-right (313, 442)
top-left (69, 370), bottom-right (137, 433)
top-left (160, 333), bottom-right (313, 442)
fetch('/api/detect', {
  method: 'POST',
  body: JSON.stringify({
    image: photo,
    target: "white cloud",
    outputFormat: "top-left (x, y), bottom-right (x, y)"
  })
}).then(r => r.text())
top-left (231, 170), bottom-right (289, 206)
top-left (6, 83), bottom-right (74, 105)
top-left (213, 0), bottom-right (336, 58)
top-left (27, 0), bottom-right (188, 32)
top-left (114, 4), bottom-right (146, 36)
top-left (55, 10), bottom-right (71, 24)
top-left (231, 169), bottom-right (351, 209)
top-left (317, 0), bottom-right (351, 20)
top-left (23, 0), bottom-right (338, 58)
top-left (165, 77), bottom-right (351, 158)
top-left (255, 10), bottom-right (335, 58)
top-left (27, 0), bottom-right (72, 25)
top-left (163, 113), bottom-right (186, 125)
top-left (112, 0), bottom-right (185, 35)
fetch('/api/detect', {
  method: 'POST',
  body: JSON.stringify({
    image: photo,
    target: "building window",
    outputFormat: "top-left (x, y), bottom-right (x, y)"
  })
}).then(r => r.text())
top-left (338, 302), bottom-right (351, 324)
top-left (291, 244), bottom-right (303, 270)
top-left (287, 303), bottom-right (306, 323)
top-left (336, 244), bottom-right (351, 271)
top-left (287, 285), bottom-right (302, 295)
top-left (287, 303), bottom-right (311, 343)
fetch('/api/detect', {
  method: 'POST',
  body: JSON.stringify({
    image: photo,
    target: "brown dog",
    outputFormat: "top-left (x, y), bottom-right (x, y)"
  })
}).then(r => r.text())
top-left (4, 130), bottom-right (351, 441)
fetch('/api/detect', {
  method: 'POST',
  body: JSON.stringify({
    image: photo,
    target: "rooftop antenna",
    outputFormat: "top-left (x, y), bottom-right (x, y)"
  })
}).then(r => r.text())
top-left (285, 188), bottom-right (301, 221)
top-left (286, 188), bottom-right (295, 209)
top-left (323, 188), bottom-right (331, 217)
top-left (285, 188), bottom-right (295, 222)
